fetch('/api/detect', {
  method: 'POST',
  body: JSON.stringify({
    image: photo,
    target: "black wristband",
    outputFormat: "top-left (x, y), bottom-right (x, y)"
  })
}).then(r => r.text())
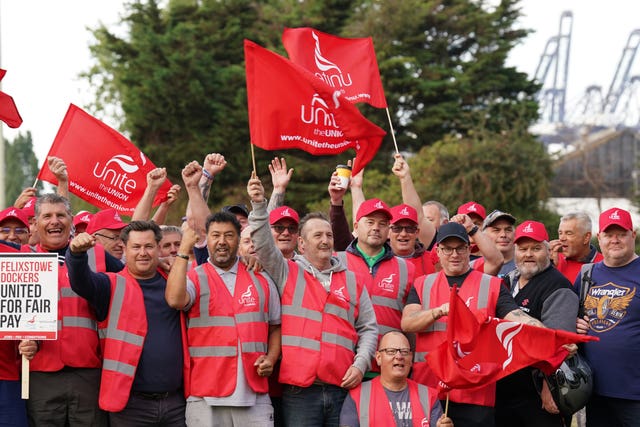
top-left (176, 253), bottom-right (190, 260)
top-left (468, 225), bottom-right (479, 236)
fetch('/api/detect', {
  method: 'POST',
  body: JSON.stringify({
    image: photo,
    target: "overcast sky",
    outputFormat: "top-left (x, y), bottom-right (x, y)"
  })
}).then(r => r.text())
top-left (1, 0), bottom-right (640, 164)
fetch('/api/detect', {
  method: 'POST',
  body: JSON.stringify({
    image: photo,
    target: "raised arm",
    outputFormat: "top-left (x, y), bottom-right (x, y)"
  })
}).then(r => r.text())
top-left (48, 156), bottom-right (69, 199)
top-left (391, 153), bottom-right (435, 246)
top-left (248, 172), bottom-right (288, 293)
top-left (350, 160), bottom-right (365, 222)
top-left (165, 223), bottom-right (200, 309)
top-left (267, 157), bottom-right (293, 212)
top-left (151, 184), bottom-right (181, 225)
top-left (182, 161), bottom-right (209, 239)
top-left (328, 164), bottom-right (353, 251)
top-left (131, 167), bottom-right (168, 221)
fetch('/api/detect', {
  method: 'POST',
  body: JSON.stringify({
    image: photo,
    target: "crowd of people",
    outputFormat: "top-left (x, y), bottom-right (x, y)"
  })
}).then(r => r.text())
top-left (0, 152), bottom-right (637, 427)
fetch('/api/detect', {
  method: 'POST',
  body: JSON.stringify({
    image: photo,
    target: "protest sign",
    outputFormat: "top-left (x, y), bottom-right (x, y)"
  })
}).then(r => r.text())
top-left (0, 253), bottom-right (58, 341)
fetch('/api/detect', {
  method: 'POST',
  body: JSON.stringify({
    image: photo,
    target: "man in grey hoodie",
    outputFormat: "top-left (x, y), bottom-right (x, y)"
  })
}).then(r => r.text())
top-left (247, 172), bottom-right (378, 427)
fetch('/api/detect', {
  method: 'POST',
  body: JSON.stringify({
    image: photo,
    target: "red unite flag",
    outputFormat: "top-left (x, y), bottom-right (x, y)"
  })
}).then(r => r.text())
top-left (425, 286), bottom-right (598, 390)
top-left (282, 27), bottom-right (387, 108)
top-left (0, 69), bottom-right (23, 128)
top-left (37, 104), bottom-right (172, 215)
top-left (244, 39), bottom-right (386, 175)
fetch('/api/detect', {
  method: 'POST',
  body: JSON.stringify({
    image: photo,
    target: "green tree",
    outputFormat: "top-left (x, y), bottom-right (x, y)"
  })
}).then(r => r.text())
top-left (84, 0), bottom-right (551, 220)
top-left (346, 0), bottom-right (540, 153)
top-left (4, 132), bottom-right (39, 204)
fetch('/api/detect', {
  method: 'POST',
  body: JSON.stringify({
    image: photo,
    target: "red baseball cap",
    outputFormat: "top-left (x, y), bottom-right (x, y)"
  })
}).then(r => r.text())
top-left (599, 207), bottom-right (633, 233)
top-left (86, 209), bottom-right (127, 234)
top-left (457, 201), bottom-right (486, 220)
top-left (269, 206), bottom-right (300, 225)
top-left (0, 207), bottom-right (29, 228)
top-left (22, 196), bottom-right (37, 218)
top-left (73, 211), bottom-right (94, 228)
top-left (390, 204), bottom-right (418, 225)
top-left (514, 220), bottom-right (549, 243)
top-left (356, 199), bottom-right (392, 222)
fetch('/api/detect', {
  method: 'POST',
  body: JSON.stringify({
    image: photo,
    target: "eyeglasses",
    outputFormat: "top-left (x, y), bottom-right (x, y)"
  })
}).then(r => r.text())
top-left (378, 347), bottom-right (411, 356)
top-left (271, 225), bottom-right (298, 234)
top-left (439, 245), bottom-right (469, 256)
top-left (390, 225), bottom-right (418, 234)
top-left (0, 227), bottom-right (29, 235)
top-left (94, 232), bottom-right (122, 242)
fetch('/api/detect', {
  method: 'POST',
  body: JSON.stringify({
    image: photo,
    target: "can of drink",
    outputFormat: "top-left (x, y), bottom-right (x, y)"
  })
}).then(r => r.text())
top-left (336, 164), bottom-right (352, 189)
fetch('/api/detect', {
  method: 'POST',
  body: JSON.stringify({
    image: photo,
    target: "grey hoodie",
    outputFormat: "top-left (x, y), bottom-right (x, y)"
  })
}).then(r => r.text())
top-left (249, 200), bottom-right (378, 375)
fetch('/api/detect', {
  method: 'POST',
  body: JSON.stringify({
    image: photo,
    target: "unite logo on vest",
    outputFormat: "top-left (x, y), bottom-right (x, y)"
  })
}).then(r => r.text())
top-left (333, 285), bottom-right (347, 302)
top-left (378, 273), bottom-right (396, 293)
top-left (238, 284), bottom-right (257, 306)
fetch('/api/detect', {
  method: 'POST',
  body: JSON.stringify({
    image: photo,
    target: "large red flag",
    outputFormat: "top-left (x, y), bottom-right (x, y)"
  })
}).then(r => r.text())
top-left (37, 104), bottom-right (172, 215)
top-left (425, 286), bottom-right (598, 391)
top-left (282, 27), bottom-right (387, 108)
top-left (244, 39), bottom-right (386, 175)
top-left (0, 69), bottom-right (23, 128)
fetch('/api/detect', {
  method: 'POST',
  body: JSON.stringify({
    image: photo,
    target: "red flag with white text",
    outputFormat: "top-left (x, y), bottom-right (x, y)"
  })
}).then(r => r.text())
top-left (244, 39), bottom-right (386, 175)
top-left (282, 27), bottom-right (387, 108)
top-left (0, 69), bottom-right (23, 128)
top-left (37, 104), bottom-right (172, 215)
top-left (425, 286), bottom-right (598, 390)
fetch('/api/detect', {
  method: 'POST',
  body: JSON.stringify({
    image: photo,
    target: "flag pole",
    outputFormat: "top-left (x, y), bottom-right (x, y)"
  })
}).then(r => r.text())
top-left (384, 107), bottom-right (399, 155)
top-left (444, 392), bottom-right (449, 417)
top-left (250, 142), bottom-right (257, 175)
top-left (32, 178), bottom-right (38, 188)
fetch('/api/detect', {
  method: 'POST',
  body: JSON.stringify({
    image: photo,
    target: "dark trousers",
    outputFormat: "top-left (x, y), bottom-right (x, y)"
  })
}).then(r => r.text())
top-left (0, 380), bottom-right (28, 427)
top-left (495, 396), bottom-right (570, 427)
top-left (587, 394), bottom-right (640, 427)
top-left (282, 383), bottom-right (347, 427)
top-left (26, 368), bottom-right (108, 427)
top-left (442, 401), bottom-right (495, 427)
top-left (109, 390), bottom-right (186, 427)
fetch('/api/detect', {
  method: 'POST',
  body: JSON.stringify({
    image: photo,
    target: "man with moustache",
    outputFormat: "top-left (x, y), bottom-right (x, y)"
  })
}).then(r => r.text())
top-left (401, 221), bottom-right (543, 427)
top-left (166, 163), bottom-right (281, 427)
top-left (495, 220), bottom-right (578, 426)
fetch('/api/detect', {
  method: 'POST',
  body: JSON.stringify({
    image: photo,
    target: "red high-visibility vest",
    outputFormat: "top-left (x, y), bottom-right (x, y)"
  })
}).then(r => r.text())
top-left (98, 270), bottom-right (148, 412)
top-left (186, 262), bottom-right (270, 397)
top-left (351, 377), bottom-right (436, 427)
top-left (279, 261), bottom-right (362, 387)
top-left (29, 244), bottom-right (101, 372)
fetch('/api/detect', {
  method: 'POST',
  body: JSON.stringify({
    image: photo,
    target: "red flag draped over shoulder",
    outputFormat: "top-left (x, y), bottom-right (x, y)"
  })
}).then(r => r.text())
top-left (282, 27), bottom-right (387, 108)
top-left (37, 104), bottom-right (172, 215)
top-left (0, 69), bottom-right (23, 128)
top-left (244, 39), bottom-right (386, 175)
top-left (425, 286), bottom-right (598, 391)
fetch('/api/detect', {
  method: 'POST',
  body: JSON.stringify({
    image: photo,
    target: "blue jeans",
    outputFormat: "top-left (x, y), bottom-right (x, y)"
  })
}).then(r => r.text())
top-left (282, 383), bottom-right (347, 427)
top-left (587, 394), bottom-right (640, 427)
